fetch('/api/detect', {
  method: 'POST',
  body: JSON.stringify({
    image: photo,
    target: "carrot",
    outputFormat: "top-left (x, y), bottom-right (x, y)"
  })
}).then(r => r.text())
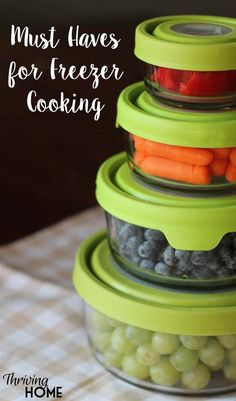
top-left (145, 141), bottom-right (213, 166)
top-left (132, 135), bottom-right (146, 152)
top-left (229, 148), bottom-right (236, 166)
top-left (134, 150), bottom-right (147, 167)
top-left (210, 158), bottom-right (228, 177)
top-left (211, 148), bottom-right (230, 159)
top-left (225, 162), bottom-right (236, 183)
top-left (141, 156), bottom-right (211, 185)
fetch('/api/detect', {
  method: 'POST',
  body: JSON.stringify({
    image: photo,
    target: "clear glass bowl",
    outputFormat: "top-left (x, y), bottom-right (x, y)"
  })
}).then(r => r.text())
top-left (127, 133), bottom-right (236, 193)
top-left (86, 304), bottom-right (236, 395)
top-left (145, 65), bottom-right (236, 109)
top-left (106, 213), bottom-right (236, 288)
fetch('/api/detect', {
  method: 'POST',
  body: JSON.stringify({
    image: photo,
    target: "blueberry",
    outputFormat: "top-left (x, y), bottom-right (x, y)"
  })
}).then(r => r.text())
top-left (218, 246), bottom-right (232, 262)
top-left (119, 235), bottom-right (141, 258)
top-left (119, 242), bottom-right (128, 255)
top-left (163, 246), bottom-right (175, 266)
top-left (118, 223), bottom-right (137, 242)
top-left (132, 256), bottom-right (141, 265)
top-left (128, 236), bottom-right (142, 254)
top-left (207, 257), bottom-right (221, 271)
top-left (138, 240), bottom-right (159, 260)
top-left (139, 259), bottom-right (155, 270)
top-left (174, 269), bottom-right (189, 278)
top-left (175, 250), bottom-right (191, 263)
top-left (190, 267), bottom-right (213, 280)
top-left (216, 266), bottom-right (232, 277)
top-left (190, 251), bottom-right (209, 266)
top-left (154, 262), bottom-right (171, 276)
top-left (144, 229), bottom-right (166, 244)
top-left (176, 260), bottom-right (192, 274)
top-left (225, 256), bottom-right (236, 270)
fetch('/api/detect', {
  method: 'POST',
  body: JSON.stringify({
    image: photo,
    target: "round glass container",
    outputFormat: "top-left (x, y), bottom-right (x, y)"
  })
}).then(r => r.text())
top-left (135, 16), bottom-right (236, 109)
top-left (73, 231), bottom-right (236, 395)
top-left (116, 82), bottom-right (236, 194)
top-left (96, 152), bottom-right (236, 288)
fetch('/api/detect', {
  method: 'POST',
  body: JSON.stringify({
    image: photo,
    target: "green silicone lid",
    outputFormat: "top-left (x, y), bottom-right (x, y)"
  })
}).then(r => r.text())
top-left (95, 153), bottom-right (236, 250)
top-left (73, 230), bottom-right (236, 335)
top-left (135, 15), bottom-right (236, 70)
top-left (116, 82), bottom-right (236, 147)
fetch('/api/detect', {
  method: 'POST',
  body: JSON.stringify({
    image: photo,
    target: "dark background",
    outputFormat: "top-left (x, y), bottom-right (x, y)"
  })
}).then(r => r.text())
top-left (0, 0), bottom-right (235, 244)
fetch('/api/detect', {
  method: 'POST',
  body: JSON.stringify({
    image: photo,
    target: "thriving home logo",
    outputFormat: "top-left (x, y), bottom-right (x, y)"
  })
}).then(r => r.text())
top-left (2, 372), bottom-right (63, 398)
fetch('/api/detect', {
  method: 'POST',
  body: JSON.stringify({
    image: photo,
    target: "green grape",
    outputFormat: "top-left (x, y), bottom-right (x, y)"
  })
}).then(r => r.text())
top-left (125, 326), bottom-right (152, 346)
top-left (150, 357), bottom-right (180, 386)
top-left (90, 310), bottom-right (111, 330)
top-left (170, 345), bottom-right (198, 372)
top-left (136, 343), bottom-right (161, 366)
top-left (181, 363), bottom-right (211, 390)
top-left (217, 335), bottom-right (236, 350)
top-left (180, 335), bottom-right (208, 350)
top-left (93, 330), bottom-right (111, 352)
top-left (107, 317), bottom-right (125, 328)
top-left (111, 327), bottom-right (135, 354)
top-left (210, 359), bottom-right (225, 372)
top-left (152, 332), bottom-right (180, 355)
top-left (104, 347), bottom-right (122, 368)
top-left (198, 338), bottom-right (225, 368)
top-left (223, 362), bottom-right (236, 381)
top-left (227, 348), bottom-right (236, 364)
top-left (122, 353), bottom-right (149, 379)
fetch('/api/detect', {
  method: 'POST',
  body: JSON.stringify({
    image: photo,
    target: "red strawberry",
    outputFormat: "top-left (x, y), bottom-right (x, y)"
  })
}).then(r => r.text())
top-left (151, 67), bottom-right (236, 97)
top-left (180, 71), bottom-right (236, 97)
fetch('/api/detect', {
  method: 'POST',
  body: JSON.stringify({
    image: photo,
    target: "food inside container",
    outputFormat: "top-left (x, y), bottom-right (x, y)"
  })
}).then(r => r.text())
top-left (107, 214), bottom-right (236, 284)
top-left (135, 16), bottom-right (236, 108)
top-left (116, 82), bottom-right (236, 193)
top-left (146, 65), bottom-right (236, 108)
top-left (88, 306), bottom-right (236, 392)
top-left (130, 134), bottom-right (236, 188)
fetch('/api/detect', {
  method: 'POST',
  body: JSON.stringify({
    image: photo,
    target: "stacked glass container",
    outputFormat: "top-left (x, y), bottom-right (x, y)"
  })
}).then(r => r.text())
top-left (73, 15), bottom-right (236, 396)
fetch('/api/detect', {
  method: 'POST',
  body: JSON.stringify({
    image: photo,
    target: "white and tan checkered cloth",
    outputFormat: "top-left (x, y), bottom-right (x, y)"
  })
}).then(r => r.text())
top-left (0, 207), bottom-right (235, 401)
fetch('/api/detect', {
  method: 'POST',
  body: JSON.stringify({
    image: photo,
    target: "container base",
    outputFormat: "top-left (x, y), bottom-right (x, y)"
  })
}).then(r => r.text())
top-left (145, 79), bottom-right (236, 111)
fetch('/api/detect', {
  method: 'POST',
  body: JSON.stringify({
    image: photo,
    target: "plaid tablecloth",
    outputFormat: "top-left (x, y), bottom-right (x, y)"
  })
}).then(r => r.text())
top-left (0, 207), bottom-right (235, 401)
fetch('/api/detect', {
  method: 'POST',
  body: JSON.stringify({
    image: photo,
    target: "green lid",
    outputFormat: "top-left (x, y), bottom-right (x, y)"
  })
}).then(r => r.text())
top-left (116, 82), bottom-right (236, 147)
top-left (135, 15), bottom-right (236, 70)
top-left (95, 153), bottom-right (236, 250)
top-left (73, 230), bottom-right (236, 335)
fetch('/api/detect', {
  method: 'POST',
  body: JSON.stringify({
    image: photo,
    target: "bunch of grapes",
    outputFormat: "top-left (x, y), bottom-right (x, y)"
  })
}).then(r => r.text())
top-left (89, 308), bottom-right (236, 390)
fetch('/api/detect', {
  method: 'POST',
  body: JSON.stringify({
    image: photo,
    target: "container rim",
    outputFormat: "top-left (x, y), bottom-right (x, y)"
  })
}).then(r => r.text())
top-left (116, 82), bottom-right (236, 147)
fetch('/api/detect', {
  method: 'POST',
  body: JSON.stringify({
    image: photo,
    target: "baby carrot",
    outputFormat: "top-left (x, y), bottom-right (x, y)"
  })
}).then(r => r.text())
top-left (211, 148), bottom-right (230, 159)
top-left (134, 150), bottom-right (147, 167)
top-left (225, 162), bottom-right (236, 183)
top-left (145, 140), bottom-right (213, 166)
top-left (229, 148), bottom-right (236, 166)
top-left (132, 135), bottom-right (146, 152)
top-left (210, 158), bottom-right (228, 177)
top-left (141, 156), bottom-right (211, 185)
